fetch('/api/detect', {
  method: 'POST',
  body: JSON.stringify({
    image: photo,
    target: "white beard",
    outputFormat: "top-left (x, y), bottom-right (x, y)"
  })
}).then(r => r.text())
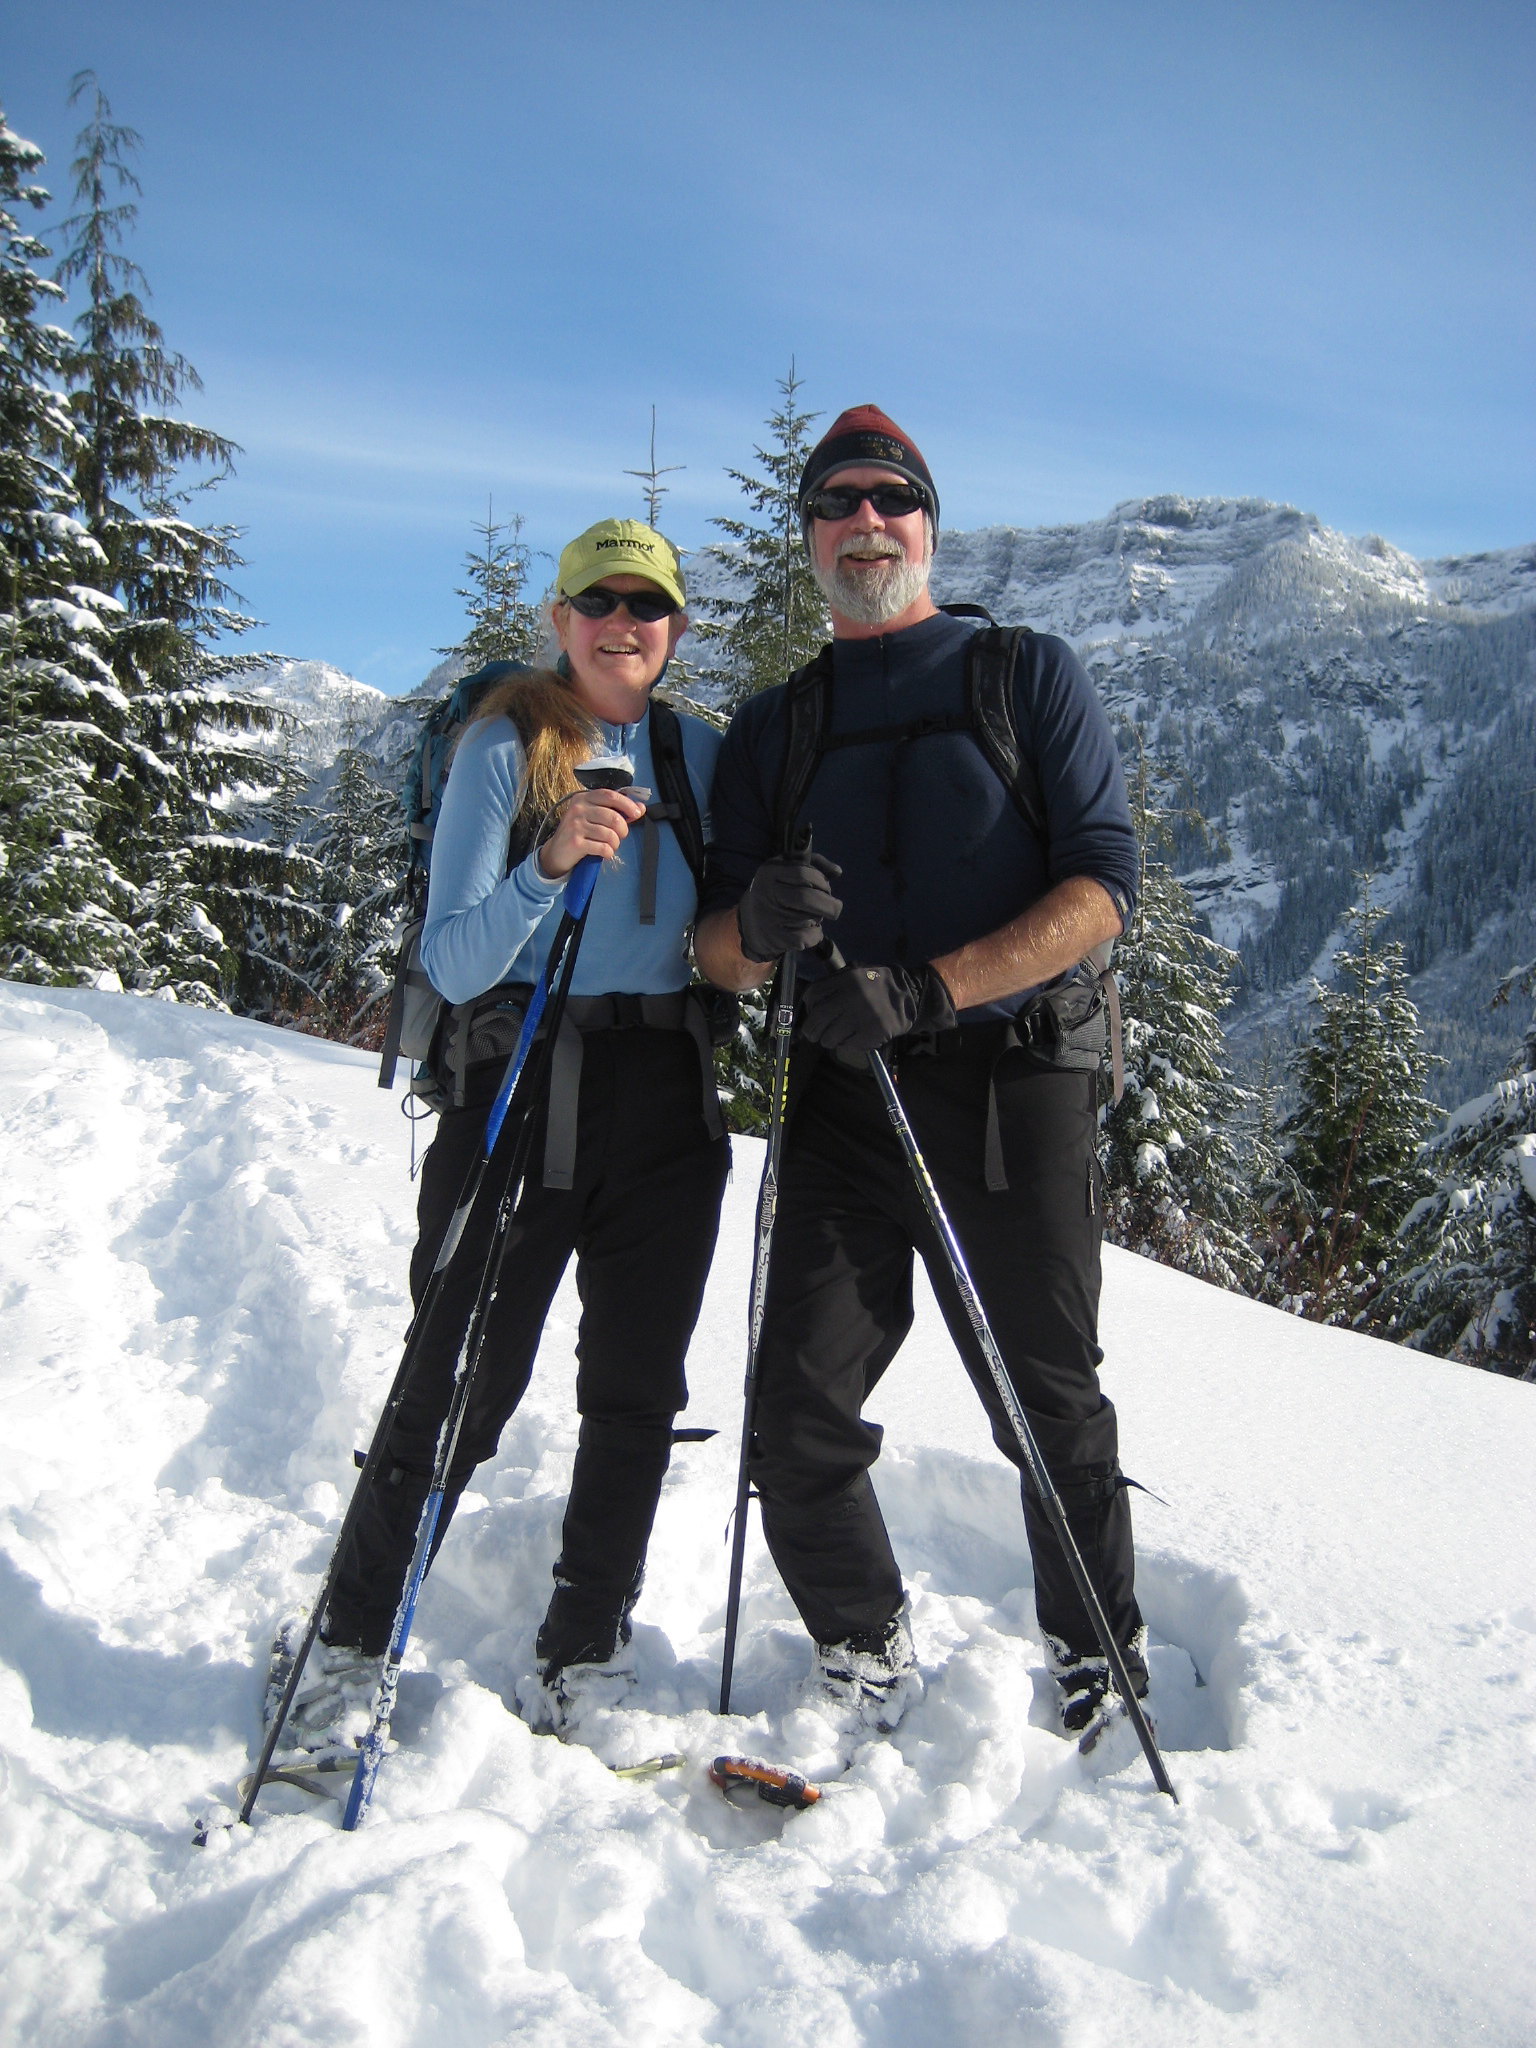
top-left (812, 526), bottom-right (934, 626)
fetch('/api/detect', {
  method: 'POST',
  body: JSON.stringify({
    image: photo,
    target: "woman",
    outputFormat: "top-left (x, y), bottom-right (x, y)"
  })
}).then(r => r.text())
top-left (290, 518), bottom-right (727, 1744)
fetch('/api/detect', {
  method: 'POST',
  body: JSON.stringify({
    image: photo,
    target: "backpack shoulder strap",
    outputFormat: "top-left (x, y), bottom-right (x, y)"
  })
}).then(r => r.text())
top-left (646, 698), bottom-right (707, 893)
top-left (966, 626), bottom-right (1124, 1104)
top-left (966, 624), bottom-right (1045, 840)
top-left (772, 642), bottom-right (835, 854)
top-left (764, 625), bottom-right (1046, 850)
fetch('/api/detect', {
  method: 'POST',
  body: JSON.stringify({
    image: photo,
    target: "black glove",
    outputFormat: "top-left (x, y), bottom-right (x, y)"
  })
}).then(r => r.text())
top-left (799, 962), bottom-right (957, 1053)
top-left (736, 852), bottom-right (844, 964)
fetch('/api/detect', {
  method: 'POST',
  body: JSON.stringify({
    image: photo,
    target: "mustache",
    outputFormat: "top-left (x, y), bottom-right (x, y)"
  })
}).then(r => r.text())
top-left (834, 535), bottom-right (904, 563)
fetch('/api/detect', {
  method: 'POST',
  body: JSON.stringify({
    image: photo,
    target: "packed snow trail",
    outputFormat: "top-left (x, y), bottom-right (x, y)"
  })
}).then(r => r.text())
top-left (1, 982), bottom-right (1533, 2046)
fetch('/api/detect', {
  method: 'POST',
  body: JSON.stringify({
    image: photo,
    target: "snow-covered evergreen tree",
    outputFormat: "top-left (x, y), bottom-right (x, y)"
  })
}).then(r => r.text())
top-left (1100, 742), bottom-right (1259, 1288)
top-left (305, 711), bottom-right (403, 1045)
top-left (693, 362), bottom-right (828, 703)
top-left (0, 105), bottom-right (136, 982)
top-left (712, 985), bottom-right (770, 1137)
top-left (1381, 969), bottom-right (1535, 1377)
top-left (438, 502), bottom-right (544, 672)
top-left (1264, 884), bottom-right (1442, 1326)
top-left (53, 73), bottom-right (279, 1003)
top-left (222, 733), bottom-right (328, 1023)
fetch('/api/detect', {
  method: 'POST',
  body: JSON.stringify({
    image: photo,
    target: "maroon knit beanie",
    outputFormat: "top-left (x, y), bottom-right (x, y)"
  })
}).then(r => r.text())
top-left (797, 404), bottom-right (939, 526)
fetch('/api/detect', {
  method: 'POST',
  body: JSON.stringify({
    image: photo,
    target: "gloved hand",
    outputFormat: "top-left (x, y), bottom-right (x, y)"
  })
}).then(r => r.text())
top-left (736, 852), bottom-right (844, 963)
top-left (799, 962), bottom-right (957, 1053)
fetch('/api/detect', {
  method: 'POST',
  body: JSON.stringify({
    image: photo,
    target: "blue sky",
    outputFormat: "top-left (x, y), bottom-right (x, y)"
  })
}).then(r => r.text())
top-left (8, 1), bottom-right (1534, 692)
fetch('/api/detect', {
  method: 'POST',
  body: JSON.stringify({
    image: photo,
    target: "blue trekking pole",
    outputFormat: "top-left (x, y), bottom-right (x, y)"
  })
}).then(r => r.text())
top-left (233, 852), bottom-right (605, 1834)
top-left (424, 852), bottom-right (599, 1280)
top-left (342, 876), bottom-right (596, 1828)
top-left (343, 757), bottom-right (638, 1829)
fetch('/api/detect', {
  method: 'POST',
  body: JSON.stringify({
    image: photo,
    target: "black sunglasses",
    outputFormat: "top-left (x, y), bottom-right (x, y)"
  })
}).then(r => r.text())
top-left (805, 481), bottom-right (930, 522)
top-left (565, 585), bottom-right (680, 623)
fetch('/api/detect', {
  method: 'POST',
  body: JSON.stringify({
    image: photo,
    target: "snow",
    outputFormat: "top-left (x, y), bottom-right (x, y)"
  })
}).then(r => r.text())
top-left (1422, 543), bottom-right (1536, 617)
top-left (240, 659), bottom-right (397, 774)
top-left (2, 980), bottom-right (1533, 2047)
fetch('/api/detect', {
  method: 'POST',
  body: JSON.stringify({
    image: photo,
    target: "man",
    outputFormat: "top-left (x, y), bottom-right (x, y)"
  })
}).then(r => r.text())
top-left (694, 404), bottom-right (1146, 1748)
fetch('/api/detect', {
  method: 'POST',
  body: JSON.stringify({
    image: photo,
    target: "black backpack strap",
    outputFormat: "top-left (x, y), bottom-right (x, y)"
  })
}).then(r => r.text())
top-left (772, 629), bottom-right (1039, 850)
top-left (646, 699), bottom-right (706, 888)
top-left (638, 698), bottom-right (707, 924)
top-left (772, 643), bottom-right (836, 854)
top-left (966, 625), bottom-right (1046, 840)
top-left (377, 949), bottom-right (412, 1091)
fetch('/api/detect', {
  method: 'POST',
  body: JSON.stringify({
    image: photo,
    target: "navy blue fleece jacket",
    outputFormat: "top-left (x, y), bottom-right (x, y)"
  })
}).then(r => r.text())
top-left (701, 611), bottom-right (1137, 1022)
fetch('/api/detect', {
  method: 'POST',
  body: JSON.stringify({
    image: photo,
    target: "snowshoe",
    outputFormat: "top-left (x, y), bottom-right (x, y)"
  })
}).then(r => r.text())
top-left (1076, 1690), bottom-right (1155, 1777)
top-left (802, 1597), bottom-right (920, 1738)
top-left (264, 1615), bottom-right (383, 1762)
top-left (1048, 1627), bottom-right (1149, 1738)
top-left (518, 1649), bottom-right (638, 1738)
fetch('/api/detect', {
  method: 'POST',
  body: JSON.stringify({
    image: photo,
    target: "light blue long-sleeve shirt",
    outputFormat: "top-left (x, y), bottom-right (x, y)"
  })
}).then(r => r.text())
top-left (420, 705), bottom-right (721, 1004)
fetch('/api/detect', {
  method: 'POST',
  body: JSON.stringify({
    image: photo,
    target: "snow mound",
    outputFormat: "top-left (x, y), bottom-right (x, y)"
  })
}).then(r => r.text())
top-left (1, 982), bottom-right (1532, 2045)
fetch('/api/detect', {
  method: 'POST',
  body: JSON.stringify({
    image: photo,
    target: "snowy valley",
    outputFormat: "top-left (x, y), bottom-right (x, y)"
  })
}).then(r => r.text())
top-left (2, 982), bottom-right (1532, 2046)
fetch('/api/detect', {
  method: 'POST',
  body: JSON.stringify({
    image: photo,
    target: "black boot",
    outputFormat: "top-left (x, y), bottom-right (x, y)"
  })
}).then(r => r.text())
top-left (326, 1460), bottom-right (472, 1655)
top-left (533, 1414), bottom-right (673, 1677)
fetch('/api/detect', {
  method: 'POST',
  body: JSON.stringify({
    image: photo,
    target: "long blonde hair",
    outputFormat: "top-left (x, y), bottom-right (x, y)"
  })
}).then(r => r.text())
top-left (462, 667), bottom-right (599, 837)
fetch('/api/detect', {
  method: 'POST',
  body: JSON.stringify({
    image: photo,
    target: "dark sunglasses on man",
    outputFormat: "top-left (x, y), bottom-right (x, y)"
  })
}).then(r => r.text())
top-left (564, 585), bottom-right (681, 623)
top-left (806, 481), bottom-right (931, 522)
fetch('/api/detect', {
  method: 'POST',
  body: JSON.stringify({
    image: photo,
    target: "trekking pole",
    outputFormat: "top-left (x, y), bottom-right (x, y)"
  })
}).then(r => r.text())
top-left (339, 755), bottom-right (639, 1827)
top-left (820, 942), bottom-right (1178, 1803)
top-left (718, 945), bottom-right (800, 1715)
top-left (342, 892), bottom-right (594, 1829)
top-left (233, 860), bottom-right (603, 1831)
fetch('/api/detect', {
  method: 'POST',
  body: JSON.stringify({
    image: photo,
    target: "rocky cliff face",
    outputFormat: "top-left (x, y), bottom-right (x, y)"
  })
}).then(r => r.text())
top-left (933, 500), bottom-right (1536, 1097)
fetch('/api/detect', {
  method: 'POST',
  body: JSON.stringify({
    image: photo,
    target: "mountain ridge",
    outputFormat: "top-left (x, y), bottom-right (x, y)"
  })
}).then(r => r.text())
top-left (251, 497), bottom-right (1536, 1100)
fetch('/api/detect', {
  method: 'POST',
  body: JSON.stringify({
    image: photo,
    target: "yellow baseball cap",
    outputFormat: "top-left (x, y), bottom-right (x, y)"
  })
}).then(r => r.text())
top-left (556, 519), bottom-right (686, 609)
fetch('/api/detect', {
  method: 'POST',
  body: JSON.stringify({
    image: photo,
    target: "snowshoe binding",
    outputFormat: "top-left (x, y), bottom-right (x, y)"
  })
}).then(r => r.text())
top-left (263, 1615), bottom-right (383, 1763)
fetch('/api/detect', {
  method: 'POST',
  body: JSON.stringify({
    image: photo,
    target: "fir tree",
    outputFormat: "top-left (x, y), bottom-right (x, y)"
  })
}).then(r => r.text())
top-left (713, 984), bottom-right (770, 1137)
top-left (223, 732), bottom-right (328, 1023)
top-left (623, 405), bottom-right (684, 530)
top-left (1265, 882), bottom-right (1442, 1325)
top-left (1100, 741), bottom-right (1259, 1288)
top-left (694, 362), bottom-right (828, 703)
top-left (0, 103), bottom-right (135, 981)
top-left (1381, 968), bottom-right (1535, 1377)
top-left (54, 73), bottom-right (279, 1003)
top-left (305, 711), bottom-right (403, 1046)
top-left (438, 502), bottom-right (543, 672)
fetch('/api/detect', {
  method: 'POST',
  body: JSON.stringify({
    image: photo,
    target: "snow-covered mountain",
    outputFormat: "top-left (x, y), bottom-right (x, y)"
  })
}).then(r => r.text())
top-left (933, 497), bottom-right (1536, 643)
top-left (2, 980), bottom-right (1533, 2045)
top-left (931, 500), bottom-right (1536, 1098)
top-left (239, 659), bottom-right (393, 767)
top-left (243, 656), bottom-right (453, 786)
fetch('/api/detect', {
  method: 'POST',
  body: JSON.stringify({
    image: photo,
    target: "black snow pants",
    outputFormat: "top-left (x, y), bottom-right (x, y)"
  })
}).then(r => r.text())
top-left (749, 1032), bottom-right (1142, 1665)
top-left (326, 1023), bottom-right (729, 1662)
